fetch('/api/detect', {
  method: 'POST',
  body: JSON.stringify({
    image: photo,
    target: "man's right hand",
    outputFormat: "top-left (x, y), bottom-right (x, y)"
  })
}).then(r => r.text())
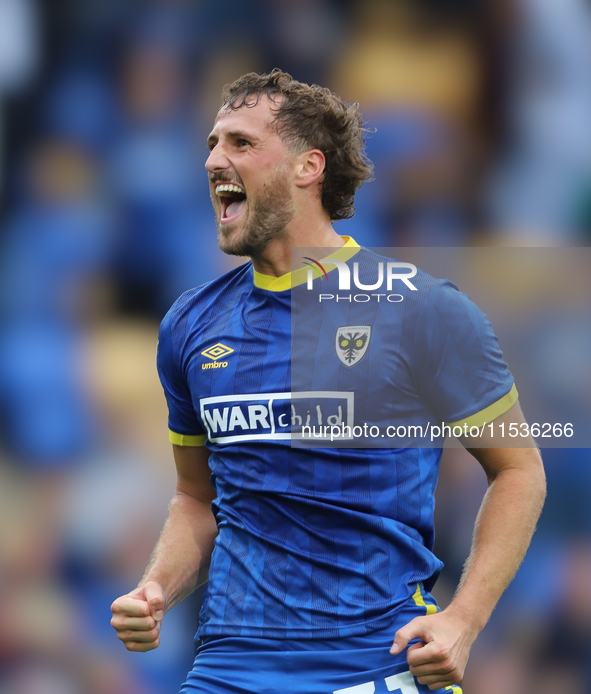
top-left (110, 581), bottom-right (165, 652)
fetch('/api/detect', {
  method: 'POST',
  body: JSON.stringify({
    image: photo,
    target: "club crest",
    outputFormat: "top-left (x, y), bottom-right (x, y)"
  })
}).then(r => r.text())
top-left (335, 326), bottom-right (371, 367)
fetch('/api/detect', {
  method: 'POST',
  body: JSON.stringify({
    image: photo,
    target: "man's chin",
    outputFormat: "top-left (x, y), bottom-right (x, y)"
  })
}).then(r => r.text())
top-left (217, 223), bottom-right (252, 257)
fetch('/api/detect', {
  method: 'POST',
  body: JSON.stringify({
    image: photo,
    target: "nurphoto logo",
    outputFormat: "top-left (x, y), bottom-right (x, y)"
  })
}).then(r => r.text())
top-left (305, 258), bottom-right (418, 303)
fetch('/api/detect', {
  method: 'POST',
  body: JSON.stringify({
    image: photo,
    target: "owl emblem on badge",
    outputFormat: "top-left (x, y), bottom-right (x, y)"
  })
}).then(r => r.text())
top-left (335, 326), bottom-right (371, 367)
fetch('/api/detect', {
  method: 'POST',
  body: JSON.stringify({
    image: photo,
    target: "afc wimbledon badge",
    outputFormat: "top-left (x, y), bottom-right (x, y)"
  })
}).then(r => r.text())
top-left (336, 326), bottom-right (371, 367)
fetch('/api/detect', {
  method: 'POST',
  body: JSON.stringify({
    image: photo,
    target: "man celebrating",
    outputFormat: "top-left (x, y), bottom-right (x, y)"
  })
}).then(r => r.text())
top-left (111, 70), bottom-right (546, 694)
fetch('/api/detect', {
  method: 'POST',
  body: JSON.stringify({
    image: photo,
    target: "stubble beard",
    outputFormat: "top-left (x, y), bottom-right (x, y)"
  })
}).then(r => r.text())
top-left (215, 168), bottom-right (295, 258)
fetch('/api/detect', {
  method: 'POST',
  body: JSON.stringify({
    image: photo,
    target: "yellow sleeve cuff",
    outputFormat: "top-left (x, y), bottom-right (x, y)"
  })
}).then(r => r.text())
top-left (446, 383), bottom-right (518, 429)
top-left (169, 430), bottom-right (207, 447)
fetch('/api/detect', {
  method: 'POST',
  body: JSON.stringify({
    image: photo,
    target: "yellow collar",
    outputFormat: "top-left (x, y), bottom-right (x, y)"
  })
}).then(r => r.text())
top-left (252, 236), bottom-right (361, 292)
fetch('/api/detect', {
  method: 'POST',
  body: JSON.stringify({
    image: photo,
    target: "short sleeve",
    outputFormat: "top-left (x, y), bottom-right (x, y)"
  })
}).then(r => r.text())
top-left (412, 279), bottom-right (517, 427)
top-left (157, 308), bottom-right (206, 446)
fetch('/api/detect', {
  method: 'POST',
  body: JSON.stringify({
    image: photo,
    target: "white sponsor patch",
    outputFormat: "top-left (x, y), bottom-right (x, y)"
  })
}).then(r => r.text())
top-left (199, 391), bottom-right (354, 444)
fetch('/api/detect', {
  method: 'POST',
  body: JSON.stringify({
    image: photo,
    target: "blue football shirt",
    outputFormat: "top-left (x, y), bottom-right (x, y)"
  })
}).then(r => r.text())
top-left (157, 237), bottom-right (516, 639)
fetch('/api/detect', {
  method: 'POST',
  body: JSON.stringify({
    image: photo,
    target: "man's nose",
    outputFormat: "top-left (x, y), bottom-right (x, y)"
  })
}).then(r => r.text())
top-left (205, 144), bottom-right (229, 173)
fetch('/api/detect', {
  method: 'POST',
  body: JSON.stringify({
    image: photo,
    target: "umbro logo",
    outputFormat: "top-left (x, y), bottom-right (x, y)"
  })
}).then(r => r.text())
top-left (201, 343), bottom-right (234, 370)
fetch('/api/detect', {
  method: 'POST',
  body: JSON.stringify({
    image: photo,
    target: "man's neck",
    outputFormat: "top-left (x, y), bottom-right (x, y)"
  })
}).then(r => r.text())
top-left (250, 219), bottom-right (344, 278)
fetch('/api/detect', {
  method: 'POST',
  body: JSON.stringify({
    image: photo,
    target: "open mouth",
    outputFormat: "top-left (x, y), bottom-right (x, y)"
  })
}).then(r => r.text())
top-left (215, 183), bottom-right (247, 224)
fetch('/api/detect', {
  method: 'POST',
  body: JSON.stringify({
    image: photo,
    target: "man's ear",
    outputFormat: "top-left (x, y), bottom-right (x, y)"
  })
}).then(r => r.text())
top-left (294, 149), bottom-right (325, 188)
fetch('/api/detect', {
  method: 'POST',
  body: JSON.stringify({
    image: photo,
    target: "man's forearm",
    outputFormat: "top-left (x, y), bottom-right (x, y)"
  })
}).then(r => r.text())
top-left (139, 491), bottom-right (218, 613)
top-left (447, 448), bottom-right (546, 631)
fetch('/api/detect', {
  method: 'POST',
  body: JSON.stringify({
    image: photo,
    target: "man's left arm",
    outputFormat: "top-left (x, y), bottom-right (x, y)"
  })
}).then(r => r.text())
top-left (391, 401), bottom-right (547, 690)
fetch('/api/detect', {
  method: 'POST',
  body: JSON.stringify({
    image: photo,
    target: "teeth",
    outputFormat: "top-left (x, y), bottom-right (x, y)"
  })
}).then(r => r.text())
top-left (215, 183), bottom-right (245, 196)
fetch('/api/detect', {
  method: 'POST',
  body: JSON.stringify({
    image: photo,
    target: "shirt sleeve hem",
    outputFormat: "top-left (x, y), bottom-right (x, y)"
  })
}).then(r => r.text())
top-left (445, 383), bottom-right (518, 429)
top-left (169, 430), bottom-right (207, 447)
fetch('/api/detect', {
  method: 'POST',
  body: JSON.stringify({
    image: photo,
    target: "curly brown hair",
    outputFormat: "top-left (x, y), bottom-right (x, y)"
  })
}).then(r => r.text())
top-left (220, 69), bottom-right (373, 222)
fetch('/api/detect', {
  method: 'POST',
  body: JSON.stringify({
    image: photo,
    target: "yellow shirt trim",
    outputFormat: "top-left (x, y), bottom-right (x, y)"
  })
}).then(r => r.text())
top-left (169, 430), bottom-right (207, 447)
top-left (252, 236), bottom-right (361, 292)
top-left (412, 582), bottom-right (438, 616)
top-left (446, 383), bottom-right (518, 429)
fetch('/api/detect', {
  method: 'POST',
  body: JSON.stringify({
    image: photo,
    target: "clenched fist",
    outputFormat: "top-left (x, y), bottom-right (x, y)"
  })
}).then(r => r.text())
top-left (390, 609), bottom-right (477, 691)
top-left (110, 581), bottom-right (165, 652)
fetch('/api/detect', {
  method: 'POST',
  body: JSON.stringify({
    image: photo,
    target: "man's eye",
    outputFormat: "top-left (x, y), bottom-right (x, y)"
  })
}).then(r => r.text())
top-left (238, 140), bottom-right (250, 148)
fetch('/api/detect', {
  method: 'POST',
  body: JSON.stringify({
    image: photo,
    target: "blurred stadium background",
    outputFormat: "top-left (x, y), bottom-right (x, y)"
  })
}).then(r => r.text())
top-left (0, 0), bottom-right (590, 692)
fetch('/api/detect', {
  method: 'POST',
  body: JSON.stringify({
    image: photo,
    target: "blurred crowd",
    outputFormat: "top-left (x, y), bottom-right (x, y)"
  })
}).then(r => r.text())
top-left (0, 0), bottom-right (590, 692)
